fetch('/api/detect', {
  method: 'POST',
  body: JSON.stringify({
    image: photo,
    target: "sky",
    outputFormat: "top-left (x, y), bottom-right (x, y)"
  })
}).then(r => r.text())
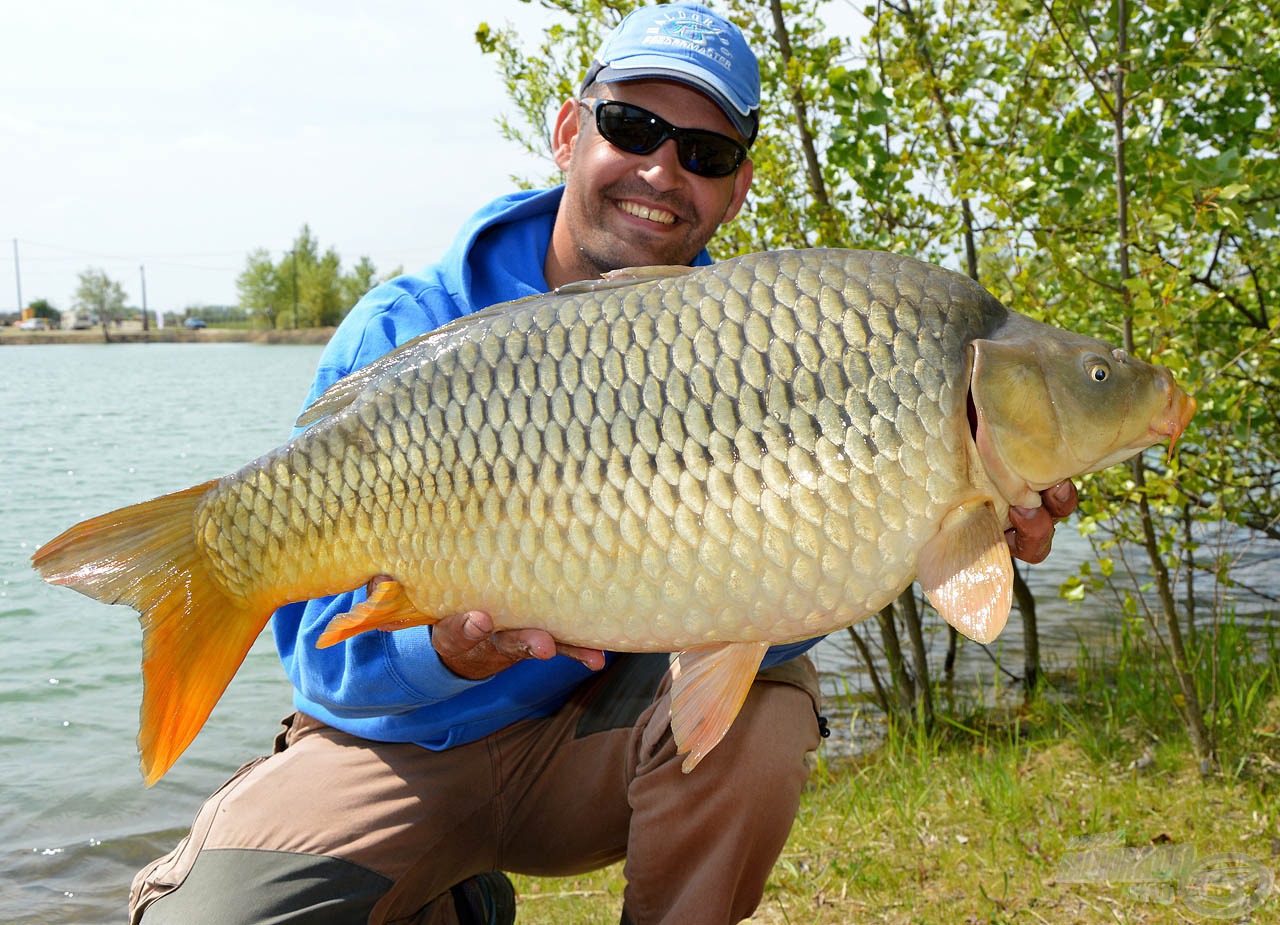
top-left (0, 1), bottom-right (563, 316)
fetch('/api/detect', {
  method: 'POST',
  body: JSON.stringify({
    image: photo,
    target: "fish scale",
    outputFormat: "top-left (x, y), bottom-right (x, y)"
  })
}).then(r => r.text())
top-left (34, 247), bottom-right (1194, 783)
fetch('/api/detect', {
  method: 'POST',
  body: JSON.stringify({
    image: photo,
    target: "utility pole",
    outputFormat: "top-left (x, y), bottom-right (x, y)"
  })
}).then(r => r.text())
top-left (12, 239), bottom-right (22, 314)
top-left (139, 265), bottom-right (149, 332)
top-left (291, 249), bottom-right (298, 329)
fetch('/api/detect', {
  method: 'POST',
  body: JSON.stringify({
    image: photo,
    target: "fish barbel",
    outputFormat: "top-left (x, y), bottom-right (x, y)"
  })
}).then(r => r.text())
top-left (33, 249), bottom-right (1194, 784)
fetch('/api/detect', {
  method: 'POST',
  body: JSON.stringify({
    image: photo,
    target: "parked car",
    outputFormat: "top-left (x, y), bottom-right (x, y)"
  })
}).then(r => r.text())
top-left (18, 318), bottom-right (49, 331)
top-left (184, 317), bottom-right (207, 329)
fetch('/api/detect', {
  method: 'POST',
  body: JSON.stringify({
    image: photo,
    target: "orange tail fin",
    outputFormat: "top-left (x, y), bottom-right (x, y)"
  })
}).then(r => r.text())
top-left (32, 481), bottom-right (272, 786)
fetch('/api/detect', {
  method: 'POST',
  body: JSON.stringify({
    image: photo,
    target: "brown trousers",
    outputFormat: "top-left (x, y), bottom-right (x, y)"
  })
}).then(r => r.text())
top-left (130, 654), bottom-right (821, 925)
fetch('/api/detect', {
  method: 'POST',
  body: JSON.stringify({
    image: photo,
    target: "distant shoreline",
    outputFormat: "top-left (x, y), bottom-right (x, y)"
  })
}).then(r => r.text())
top-left (0, 327), bottom-right (335, 347)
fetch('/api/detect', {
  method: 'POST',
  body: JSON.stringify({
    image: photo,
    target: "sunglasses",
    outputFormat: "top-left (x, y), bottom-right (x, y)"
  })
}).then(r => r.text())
top-left (579, 99), bottom-right (748, 179)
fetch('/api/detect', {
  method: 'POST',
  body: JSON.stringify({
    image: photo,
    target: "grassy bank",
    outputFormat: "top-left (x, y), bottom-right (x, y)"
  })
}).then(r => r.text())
top-left (0, 326), bottom-right (335, 346)
top-left (512, 620), bottom-right (1280, 923)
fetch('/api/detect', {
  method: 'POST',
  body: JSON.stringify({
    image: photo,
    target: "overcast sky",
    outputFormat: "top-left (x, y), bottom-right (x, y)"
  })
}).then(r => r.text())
top-left (0, 1), bottom-right (562, 315)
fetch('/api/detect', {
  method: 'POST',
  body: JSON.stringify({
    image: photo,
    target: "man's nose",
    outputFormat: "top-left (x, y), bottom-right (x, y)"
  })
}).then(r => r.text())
top-left (634, 138), bottom-right (684, 191)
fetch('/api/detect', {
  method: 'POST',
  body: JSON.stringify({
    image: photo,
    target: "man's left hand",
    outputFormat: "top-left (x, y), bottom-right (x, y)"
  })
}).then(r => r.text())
top-left (1005, 479), bottom-right (1078, 564)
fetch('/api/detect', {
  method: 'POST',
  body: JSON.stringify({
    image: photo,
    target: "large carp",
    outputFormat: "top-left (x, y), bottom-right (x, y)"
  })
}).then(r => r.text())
top-left (34, 249), bottom-right (1194, 784)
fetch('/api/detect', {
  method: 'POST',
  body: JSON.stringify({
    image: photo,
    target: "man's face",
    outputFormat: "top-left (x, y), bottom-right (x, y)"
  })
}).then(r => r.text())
top-left (549, 79), bottom-right (753, 283)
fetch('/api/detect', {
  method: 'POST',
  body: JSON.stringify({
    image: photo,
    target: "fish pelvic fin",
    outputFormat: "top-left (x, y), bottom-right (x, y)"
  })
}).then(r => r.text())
top-left (315, 578), bottom-right (433, 649)
top-left (669, 641), bottom-right (770, 773)
top-left (31, 480), bottom-right (272, 786)
top-left (918, 500), bottom-right (1013, 644)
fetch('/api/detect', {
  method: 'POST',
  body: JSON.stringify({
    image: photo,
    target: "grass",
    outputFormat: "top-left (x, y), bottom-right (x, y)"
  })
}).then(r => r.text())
top-left (509, 618), bottom-right (1280, 923)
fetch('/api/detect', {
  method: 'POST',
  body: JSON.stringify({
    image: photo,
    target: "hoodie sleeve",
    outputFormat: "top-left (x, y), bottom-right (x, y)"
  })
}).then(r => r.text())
top-left (271, 281), bottom-right (489, 717)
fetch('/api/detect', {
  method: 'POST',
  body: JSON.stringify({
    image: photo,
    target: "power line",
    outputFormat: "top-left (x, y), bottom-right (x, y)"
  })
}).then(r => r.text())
top-left (6, 237), bottom-right (243, 261)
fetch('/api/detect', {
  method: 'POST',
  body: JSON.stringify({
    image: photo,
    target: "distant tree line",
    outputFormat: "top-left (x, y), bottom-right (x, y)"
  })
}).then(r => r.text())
top-left (8, 232), bottom-right (392, 333)
top-left (236, 225), bottom-right (397, 329)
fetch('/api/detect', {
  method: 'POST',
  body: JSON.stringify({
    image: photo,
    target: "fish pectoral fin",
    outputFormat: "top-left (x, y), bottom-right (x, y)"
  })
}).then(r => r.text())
top-left (918, 501), bottom-right (1013, 644)
top-left (316, 579), bottom-right (432, 649)
top-left (669, 640), bottom-right (770, 773)
top-left (555, 265), bottom-right (698, 294)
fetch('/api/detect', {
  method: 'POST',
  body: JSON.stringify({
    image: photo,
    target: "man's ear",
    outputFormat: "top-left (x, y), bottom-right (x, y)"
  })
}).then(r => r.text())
top-left (551, 99), bottom-right (582, 172)
top-left (722, 158), bottom-right (754, 224)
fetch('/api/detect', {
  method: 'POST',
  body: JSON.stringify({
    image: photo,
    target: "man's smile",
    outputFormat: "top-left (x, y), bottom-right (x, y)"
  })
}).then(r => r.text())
top-left (615, 199), bottom-right (678, 225)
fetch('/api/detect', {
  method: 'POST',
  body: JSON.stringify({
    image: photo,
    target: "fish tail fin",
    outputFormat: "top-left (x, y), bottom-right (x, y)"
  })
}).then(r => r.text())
top-left (32, 481), bottom-right (272, 786)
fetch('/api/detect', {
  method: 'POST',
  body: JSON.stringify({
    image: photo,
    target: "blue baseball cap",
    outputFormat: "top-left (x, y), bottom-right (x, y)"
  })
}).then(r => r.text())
top-left (580, 3), bottom-right (761, 143)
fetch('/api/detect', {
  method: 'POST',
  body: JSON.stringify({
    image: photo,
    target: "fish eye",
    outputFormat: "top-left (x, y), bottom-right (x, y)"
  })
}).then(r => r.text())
top-left (1086, 358), bottom-right (1111, 382)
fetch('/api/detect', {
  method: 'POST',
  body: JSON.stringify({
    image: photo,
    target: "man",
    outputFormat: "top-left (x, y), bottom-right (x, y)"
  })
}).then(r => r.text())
top-left (130, 5), bottom-right (1075, 923)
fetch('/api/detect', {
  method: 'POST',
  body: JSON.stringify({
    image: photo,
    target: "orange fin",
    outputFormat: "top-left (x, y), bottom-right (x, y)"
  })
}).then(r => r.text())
top-left (918, 500), bottom-right (1013, 644)
top-left (32, 481), bottom-right (273, 786)
top-left (669, 641), bottom-right (769, 773)
top-left (316, 578), bottom-right (432, 649)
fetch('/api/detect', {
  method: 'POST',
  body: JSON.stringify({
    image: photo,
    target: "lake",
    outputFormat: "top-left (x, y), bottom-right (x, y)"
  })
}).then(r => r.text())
top-left (1, 343), bottom-right (1272, 923)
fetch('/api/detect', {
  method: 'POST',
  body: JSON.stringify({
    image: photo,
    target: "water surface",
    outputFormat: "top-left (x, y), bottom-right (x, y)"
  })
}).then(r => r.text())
top-left (2, 344), bottom-right (314, 921)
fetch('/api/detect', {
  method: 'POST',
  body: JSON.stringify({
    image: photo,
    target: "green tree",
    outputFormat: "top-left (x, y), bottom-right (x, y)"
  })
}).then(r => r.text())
top-left (343, 256), bottom-right (383, 309)
top-left (27, 298), bottom-right (61, 327)
top-left (236, 227), bottom-right (390, 329)
top-left (75, 268), bottom-right (127, 336)
top-left (237, 248), bottom-right (283, 329)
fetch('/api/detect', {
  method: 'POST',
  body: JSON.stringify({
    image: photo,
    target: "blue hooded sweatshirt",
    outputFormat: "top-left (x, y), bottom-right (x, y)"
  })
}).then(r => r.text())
top-left (272, 185), bottom-right (822, 750)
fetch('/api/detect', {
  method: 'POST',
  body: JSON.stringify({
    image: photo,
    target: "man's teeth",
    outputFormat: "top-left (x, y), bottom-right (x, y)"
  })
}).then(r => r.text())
top-left (618, 201), bottom-right (676, 224)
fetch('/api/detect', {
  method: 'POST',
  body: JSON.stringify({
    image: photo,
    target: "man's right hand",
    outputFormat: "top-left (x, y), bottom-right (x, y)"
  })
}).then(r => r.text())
top-left (432, 610), bottom-right (608, 681)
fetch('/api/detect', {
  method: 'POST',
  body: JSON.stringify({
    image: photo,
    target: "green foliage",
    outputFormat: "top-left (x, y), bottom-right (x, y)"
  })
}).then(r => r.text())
top-left (235, 225), bottom-right (391, 329)
top-left (74, 268), bottom-right (127, 325)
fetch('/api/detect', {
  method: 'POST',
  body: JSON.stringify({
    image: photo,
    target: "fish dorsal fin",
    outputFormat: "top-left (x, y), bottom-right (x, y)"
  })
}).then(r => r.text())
top-left (669, 640), bottom-right (769, 773)
top-left (917, 500), bottom-right (1013, 644)
top-left (554, 264), bottom-right (699, 295)
top-left (316, 578), bottom-right (433, 649)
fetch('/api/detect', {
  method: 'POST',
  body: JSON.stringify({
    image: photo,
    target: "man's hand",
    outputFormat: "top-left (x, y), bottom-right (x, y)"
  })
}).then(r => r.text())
top-left (431, 609), bottom-right (608, 681)
top-left (1005, 479), bottom-right (1078, 565)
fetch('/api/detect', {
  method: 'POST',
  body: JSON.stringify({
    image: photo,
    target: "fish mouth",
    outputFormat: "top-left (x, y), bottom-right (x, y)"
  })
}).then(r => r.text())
top-left (1151, 379), bottom-right (1196, 449)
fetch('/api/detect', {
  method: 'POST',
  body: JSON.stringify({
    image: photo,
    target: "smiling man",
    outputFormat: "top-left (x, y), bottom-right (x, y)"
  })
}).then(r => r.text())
top-left (129, 5), bottom-right (1073, 924)
top-left (545, 79), bottom-right (753, 287)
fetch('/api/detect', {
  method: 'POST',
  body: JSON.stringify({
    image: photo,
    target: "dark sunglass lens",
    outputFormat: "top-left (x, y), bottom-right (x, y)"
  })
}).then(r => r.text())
top-left (677, 135), bottom-right (742, 178)
top-left (598, 103), bottom-right (665, 154)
